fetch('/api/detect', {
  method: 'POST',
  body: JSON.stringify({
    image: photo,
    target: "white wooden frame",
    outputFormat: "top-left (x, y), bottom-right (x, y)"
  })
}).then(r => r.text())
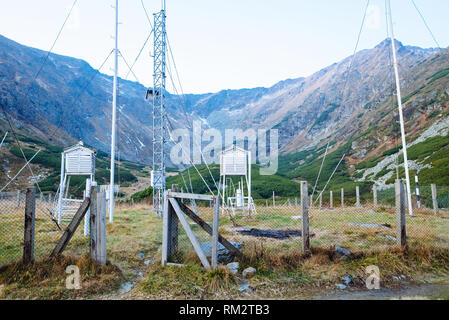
top-left (162, 190), bottom-right (220, 269)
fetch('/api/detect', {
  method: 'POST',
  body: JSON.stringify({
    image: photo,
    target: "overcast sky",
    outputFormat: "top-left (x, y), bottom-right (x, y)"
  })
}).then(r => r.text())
top-left (1, 0), bottom-right (448, 94)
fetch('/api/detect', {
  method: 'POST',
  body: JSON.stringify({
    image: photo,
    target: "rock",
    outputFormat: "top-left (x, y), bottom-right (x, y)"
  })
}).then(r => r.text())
top-left (335, 246), bottom-right (352, 257)
top-left (138, 252), bottom-right (145, 259)
top-left (393, 276), bottom-right (400, 281)
top-left (119, 282), bottom-right (133, 294)
top-left (144, 259), bottom-right (151, 266)
top-left (226, 262), bottom-right (239, 274)
top-left (368, 209), bottom-right (375, 214)
top-left (291, 216), bottom-right (302, 220)
top-left (335, 283), bottom-right (347, 290)
top-left (242, 267), bottom-right (257, 279)
top-left (238, 281), bottom-right (251, 292)
top-left (200, 242), bottom-right (243, 264)
top-left (342, 275), bottom-right (352, 285)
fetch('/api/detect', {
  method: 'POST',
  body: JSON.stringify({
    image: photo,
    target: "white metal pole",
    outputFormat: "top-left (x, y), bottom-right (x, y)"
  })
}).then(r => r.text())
top-left (387, 0), bottom-right (413, 216)
top-left (248, 151), bottom-right (251, 212)
top-left (109, 0), bottom-right (119, 223)
top-left (58, 152), bottom-right (65, 224)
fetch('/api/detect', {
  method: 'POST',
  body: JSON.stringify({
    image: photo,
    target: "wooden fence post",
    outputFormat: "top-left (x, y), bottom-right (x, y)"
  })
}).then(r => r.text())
top-left (301, 181), bottom-right (310, 253)
top-left (272, 191), bottom-right (275, 207)
top-left (395, 180), bottom-right (406, 247)
top-left (341, 188), bottom-right (344, 208)
top-left (356, 186), bottom-right (360, 207)
top-left (330, 191), bottom-right (333, 209)
top-left (319, 193), bottom-right (322, 209)
top-left (90, 186), bottom-right (107, 265)
top-left (431, 184), bottom-right (438, 214)
top-left (23, 188), bottom-right (36, 264)
top-left (211, 196), bottom-right (220, 268)
top-left (373, 185), bottom-right (377, 207)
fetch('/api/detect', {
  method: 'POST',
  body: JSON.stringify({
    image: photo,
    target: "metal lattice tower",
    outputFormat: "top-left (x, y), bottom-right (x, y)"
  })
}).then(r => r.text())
top-left (151, 8), bottom-right (167, 216)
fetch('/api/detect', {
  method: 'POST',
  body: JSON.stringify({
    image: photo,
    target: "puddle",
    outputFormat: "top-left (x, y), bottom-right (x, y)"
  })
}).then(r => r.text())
top-left (236, 228), bottom-right (303, 239)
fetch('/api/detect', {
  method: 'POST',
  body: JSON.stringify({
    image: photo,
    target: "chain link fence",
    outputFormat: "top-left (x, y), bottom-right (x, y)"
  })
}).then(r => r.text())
top-left (158, 181), bottom-right (449, 267)
top-left (0, 189), bottom-right (89, 267)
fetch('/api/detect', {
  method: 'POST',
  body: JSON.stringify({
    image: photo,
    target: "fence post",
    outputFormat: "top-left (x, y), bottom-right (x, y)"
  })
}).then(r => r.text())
top-left (272, 191), bottom-right (275, 207)
top-left (330, 191), bottom-right (333, 209)
top-left (356, 186), bottom-right (360, 207)
top-left (23, 188), bottom-right (36, 264)
top-left (211, 196), bottom-right (220, 269)
top-left (90, 185), bottom-right (107, 265)
top-left (373, 185), bottom-right (377, 207)
top-left (17, 190), bottom-right (21, 208)
top-left (395, 180), bottom-right (407, 247)
top-left (266, 199), bottom-right (268, 208)
top-left (431, 184), bottom-right (438, 214)
top-left (300, 181), bottom-right (310, 253)
top-left (341, 188), bottom-right (344, 208)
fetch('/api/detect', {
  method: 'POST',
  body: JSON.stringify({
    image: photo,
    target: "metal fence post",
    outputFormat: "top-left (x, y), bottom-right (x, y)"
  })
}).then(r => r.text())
top-left (23, 188), bottom-right (36, 264)
top-left (356, 186), bottom-right (360, 207)
top-left (373, 185), bottom-right (377, 207)
top-left (431, 184), bottom-right (438, 214)
top-left (301, 181), bottom-right (310, 253)
top-left (17, 190), bottom-right (21, 208)
top-left (341, 188), bottom-right (344, 208)
top-left (395, 180), bottom-right (406, 247)
top-left (330, 191), bottom-right (333, 209)
top-left (211, 196), bottom-right (220, 268)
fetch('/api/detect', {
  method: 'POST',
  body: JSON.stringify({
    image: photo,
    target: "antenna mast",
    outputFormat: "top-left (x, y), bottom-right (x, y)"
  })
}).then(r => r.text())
top-left (151, 0), bottom-right (167, 216)
top-left (109, 0), bottom-right (119, 223)
top-left (387, 0), bottom-right (413, 216)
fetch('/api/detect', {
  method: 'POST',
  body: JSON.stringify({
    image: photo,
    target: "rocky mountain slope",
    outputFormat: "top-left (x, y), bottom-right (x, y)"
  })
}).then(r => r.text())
top-left (1, 34), bottom-right (449, 193)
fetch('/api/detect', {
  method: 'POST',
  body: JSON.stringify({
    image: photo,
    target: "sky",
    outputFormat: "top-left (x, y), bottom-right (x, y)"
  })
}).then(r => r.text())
top-left (0, 0), bottom-right (448, 94)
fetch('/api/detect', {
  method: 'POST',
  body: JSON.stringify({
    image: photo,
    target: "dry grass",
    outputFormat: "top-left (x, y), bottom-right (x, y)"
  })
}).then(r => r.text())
top-left (1, 201), bottom-right (448, 300)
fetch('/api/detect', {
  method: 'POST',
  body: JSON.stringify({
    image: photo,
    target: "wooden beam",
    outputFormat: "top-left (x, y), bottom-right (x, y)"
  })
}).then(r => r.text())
top-left (169, 192), bottom-right (215, 201)
top-left (177, 200), bottom-right (242, 257)
top-left (301, 181), bottom-right (310, 253)
top-left (395, 180), bottom-right (407, 247)
top-left (51, 197), bottom-right (91, 257)
top-left (169, 198), bottom-right (211, 269)
top-left (23, 188), bottom-right (36, 264)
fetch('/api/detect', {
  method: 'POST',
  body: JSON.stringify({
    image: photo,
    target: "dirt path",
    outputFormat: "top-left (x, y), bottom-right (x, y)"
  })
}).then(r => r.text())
top-left (314, 283), bottom-right (449, 300)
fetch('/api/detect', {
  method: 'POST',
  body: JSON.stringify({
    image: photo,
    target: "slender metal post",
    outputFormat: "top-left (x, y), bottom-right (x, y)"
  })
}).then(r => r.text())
top-left (431, 184), bottom-right (438, 214)
top-left (330, 191), bottom-right (333, 209)
top-left (341, 188), bottom-right (344, 208)
top-left (109, 0), bottom-right (119, 224)
top-left (211, 196), bottom-right (220, 268)
top-left (414, 170), bottom-right (421, 209)
top-left (387, 0), bottom-right (413, 216)
top-left (373, 185), bottom-right (378, 206)
top-left (356, 186), bottom-right (360, 207)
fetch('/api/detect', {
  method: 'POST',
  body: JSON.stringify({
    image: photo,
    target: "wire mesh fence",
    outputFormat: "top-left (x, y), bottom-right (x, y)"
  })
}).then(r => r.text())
top-left (0, 189), bottom-right (89, 267)
top-left (159, 182), bottom-right (449, 267)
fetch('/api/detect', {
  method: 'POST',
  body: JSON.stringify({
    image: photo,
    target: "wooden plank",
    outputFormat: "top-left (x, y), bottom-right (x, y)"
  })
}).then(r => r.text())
top-left (211, 196), bottom-right (220, 268)
top-left (51, 197), bottom-right (91, 257)
top-left (177, 200), bottom-right (242, 257)
top-left (96, 191), bottom-right (107, 265)
top-left (169, 198), bottom-right (211, 269)
top-left (395, 180), bottom-right (407, 247)
top-left (169, 192), bottom-right (215, 201)
top-left (23, 188), bottom-right (36, 264)
top-left (301, 182), bottom-right (310, 253)
top-left (162, 190), bottom-right (170, 266)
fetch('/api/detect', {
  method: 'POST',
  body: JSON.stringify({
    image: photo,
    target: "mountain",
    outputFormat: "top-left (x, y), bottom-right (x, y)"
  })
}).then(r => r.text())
top-left (1, 34), bottom-right (449, 194)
